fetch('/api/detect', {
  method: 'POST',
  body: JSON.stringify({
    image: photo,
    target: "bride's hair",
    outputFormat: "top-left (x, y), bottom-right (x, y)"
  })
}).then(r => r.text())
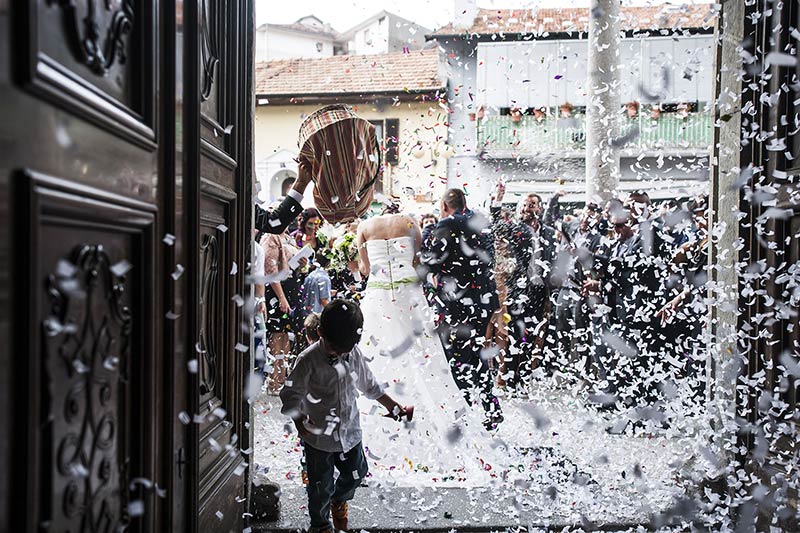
top-left (381, 201), bottom-right (401, 215)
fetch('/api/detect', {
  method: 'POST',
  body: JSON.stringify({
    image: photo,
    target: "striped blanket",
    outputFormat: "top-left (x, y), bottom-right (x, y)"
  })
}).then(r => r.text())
top-left (298, 104), bottom-right (381, 224)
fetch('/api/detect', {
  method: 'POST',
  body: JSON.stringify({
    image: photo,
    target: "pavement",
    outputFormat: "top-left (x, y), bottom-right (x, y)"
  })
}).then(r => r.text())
top-left (251, 377), bottom-right (713, 533)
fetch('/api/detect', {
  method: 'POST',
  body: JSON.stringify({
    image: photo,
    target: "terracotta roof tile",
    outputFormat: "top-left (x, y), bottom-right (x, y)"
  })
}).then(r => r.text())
top-left (255, 49), bottom-right (444, 96)
top-left (432, 5), bottom-right (716, 36)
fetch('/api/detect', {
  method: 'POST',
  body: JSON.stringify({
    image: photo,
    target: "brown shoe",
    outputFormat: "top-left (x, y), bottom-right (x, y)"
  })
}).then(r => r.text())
top-left (331, 501), bottom-right (348, 531)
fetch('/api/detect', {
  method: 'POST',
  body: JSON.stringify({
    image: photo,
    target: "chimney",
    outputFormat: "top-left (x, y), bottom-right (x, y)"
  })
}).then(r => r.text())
top-left (453, 0), bottom-right (477, 30)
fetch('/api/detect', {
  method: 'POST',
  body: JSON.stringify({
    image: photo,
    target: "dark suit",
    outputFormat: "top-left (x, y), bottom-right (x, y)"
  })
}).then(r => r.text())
top-left (420, 210), bottom-right (502, 427)
top-left (491, 207), bottom-right (557, 386)
top-left (551, 230), bottom-right (603, 374)
top-left (593, 233), bottom-right (664, 403)
top-left (254, 195), bottom-right (303, 235)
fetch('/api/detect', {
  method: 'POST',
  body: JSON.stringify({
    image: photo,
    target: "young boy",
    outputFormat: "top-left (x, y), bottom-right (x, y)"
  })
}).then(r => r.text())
top-left (280, 299), bottom-right (408, 533)
top-left (302, 255), bottom-right (332, 316)
top-left (303, 312), bottom-right (321, 344)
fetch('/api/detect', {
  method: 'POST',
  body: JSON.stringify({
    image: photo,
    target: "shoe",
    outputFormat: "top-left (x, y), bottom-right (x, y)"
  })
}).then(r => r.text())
top-left (331, 501), bottom-right (348, 531)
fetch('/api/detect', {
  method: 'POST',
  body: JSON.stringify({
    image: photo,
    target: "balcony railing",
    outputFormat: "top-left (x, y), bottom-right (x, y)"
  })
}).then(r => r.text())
top-left (476, 110), bottom-right (713, 157)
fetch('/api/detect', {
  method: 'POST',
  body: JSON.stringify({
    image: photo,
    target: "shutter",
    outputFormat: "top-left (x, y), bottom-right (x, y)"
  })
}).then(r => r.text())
top-left (385, 118), bottom-right (400, 164)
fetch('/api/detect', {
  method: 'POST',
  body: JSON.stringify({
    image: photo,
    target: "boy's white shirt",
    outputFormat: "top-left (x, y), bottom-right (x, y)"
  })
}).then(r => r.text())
top-left (280, 339), bottom-right (385, 453)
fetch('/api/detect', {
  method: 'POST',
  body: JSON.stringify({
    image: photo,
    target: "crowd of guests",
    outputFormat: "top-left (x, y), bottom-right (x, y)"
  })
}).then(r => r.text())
top-left (252, 179), bottom-right (709, 414)
top-left (251, 200), bottom-right (441, 395)
top-left (489, 183), bottom-right (709, 411)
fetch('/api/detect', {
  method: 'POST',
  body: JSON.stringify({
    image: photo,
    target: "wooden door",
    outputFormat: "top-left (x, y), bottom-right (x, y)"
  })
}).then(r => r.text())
top-left (186, 0), bottom-right (254, 530)
top-left (738, 1), bottom-right (799, 526)
top-left (0, 1), bottom-right (254, 531)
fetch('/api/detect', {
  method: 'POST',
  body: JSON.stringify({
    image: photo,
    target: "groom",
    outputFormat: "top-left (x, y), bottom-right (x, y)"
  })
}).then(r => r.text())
top-left (421, 188), bottom-right (503, 430)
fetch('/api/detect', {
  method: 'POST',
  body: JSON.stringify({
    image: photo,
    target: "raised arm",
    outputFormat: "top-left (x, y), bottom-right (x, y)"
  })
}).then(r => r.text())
top-left (254, 160), bottom-right (312, 234)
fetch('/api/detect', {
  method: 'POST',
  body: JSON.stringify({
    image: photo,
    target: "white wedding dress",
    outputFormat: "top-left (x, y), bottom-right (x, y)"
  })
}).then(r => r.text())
top-left (356, 236), bottom-right (517, 487)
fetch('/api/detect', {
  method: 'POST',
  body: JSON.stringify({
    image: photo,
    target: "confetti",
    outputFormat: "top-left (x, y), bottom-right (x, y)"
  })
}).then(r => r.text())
top-left (111, 260), bottom-right (133, 277)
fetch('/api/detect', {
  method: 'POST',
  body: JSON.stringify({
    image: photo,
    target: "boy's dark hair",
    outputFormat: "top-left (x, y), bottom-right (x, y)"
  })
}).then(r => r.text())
top-left (320, 299), bottom-right (363, 352)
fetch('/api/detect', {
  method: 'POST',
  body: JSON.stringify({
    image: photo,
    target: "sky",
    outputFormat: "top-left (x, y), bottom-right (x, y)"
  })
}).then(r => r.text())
top-left (256, 0), bottom-right (715, 34)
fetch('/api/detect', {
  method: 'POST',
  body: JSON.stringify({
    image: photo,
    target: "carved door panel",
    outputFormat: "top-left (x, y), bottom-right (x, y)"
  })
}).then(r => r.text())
top-left (0, 1), bottom-right (166, 531)
top-left (186, 0), bottom-right (253, 530)
top-left (0, 0), bottom-right (255, 531)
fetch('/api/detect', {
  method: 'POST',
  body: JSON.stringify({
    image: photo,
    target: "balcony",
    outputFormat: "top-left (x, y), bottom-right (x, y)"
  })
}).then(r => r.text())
top-left (476, 110), bottom-right (713, 158)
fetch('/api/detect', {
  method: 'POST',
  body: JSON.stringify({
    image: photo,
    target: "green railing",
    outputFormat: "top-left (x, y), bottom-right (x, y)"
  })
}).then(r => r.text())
top-left (476, 110), bottom-right (713, 156)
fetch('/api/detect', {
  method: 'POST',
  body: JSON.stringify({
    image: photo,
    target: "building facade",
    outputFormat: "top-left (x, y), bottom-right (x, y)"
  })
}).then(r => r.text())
top-left (339, 11), bottom-right (431, 56)
top-left (254, 49), bottom-right (449, 213)
top-left (256, 11), bottom-right (432, 63)
top-left (429, 4), bottom-right (717, 206)
top-left (255, 16), bottom-right (340, 62)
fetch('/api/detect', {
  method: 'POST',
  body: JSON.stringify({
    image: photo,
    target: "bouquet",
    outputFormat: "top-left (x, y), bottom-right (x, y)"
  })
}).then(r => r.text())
top-left (326, 232), bottom-right (358, 274)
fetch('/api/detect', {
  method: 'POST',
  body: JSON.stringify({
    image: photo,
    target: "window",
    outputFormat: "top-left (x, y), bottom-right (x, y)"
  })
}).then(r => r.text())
top-left (364, 28), bottom-right (372, 46)
top-left (368, 118), bottom-right (399, 194)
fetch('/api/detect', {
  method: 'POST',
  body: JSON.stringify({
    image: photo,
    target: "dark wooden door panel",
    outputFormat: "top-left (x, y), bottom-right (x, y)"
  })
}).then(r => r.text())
top-left (17, 170), bottom-right (157, 532)
top-left (17, 0), bottom-right (157, 149)
top-left (1, 1), bottom-right (255, 531)
top-left (199, 0), bottom-right (233, 155)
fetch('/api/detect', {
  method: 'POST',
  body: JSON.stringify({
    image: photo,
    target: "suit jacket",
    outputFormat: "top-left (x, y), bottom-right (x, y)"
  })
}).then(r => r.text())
top-left (598, 234), bottom-right (663, 329)
top-left (490, 206), bottom-right (557, 297)
top-left (420, 210), bottom-right (499, 321)
top-left (254, 195), bottom-right (303, 235)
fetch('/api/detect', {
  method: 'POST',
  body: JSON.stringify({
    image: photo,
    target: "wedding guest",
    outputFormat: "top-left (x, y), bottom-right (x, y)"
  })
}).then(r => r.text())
top-left (656, 195), bottom-right (709, 398)
top-left (327, 225), bottom-right (361, 300)
top-left (303, 255), bottom-right (332, 316)
top-left (255, 160), bottom-right (312, 235)
top-left (491, 221), bottom-right (516, 388)
top-left (253, 227), bottom-right (267, 376)
top-left (280, 299), bottom-right (407, 532)
top-left (261, 227), bottom-right (305, 394)
top-left (304, 312), bottom-right (321, 344)
top-left (420, 213), bottom-right (438, 230)
top-left (559, 102), bottom-right (574, 118)
top-left (292, 207), bottom-right (325, 252)
top-left (491, 183), bottom-right (557, 388)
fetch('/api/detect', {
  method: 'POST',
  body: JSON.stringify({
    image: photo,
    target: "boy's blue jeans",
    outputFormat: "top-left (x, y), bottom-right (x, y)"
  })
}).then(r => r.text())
top-left (303, 441), bottom-right (369, 529)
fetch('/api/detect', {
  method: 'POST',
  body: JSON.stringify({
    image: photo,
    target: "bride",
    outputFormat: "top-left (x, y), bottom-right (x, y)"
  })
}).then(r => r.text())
top-left (352, 208), bottom-right (515, 487)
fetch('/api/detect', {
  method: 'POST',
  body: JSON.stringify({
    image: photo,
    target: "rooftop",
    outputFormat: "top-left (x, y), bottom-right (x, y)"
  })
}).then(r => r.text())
top-left (255, 49), bottom-right (444, 98)
top-left (431, 5), bottom-right (717, 37)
